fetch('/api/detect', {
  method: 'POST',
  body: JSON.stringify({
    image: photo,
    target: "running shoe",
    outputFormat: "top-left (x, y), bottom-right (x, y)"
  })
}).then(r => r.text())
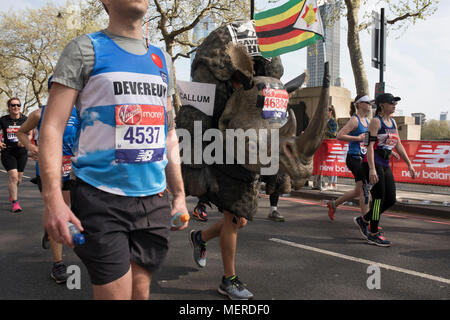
top-left (42, 231), bottom-right (50, 250)
top-left (192, 203), bottom-right (208, 221)
top-left (267, 210), bottom-right (285, 222)
top-left (218, 275), bottom-right (254, 300)
top-left (11, 201), bottom-right (22, 214)
top-left (353, 216), bottom-right (369, 239)
top-left (189, 230), bottom-right (207, 268)
top-left (367, 232), bottom-right (392, 247)
top-left (51, 261), bottom-right (69, 284)
top-left (327, 200), bottom-right (336, 221)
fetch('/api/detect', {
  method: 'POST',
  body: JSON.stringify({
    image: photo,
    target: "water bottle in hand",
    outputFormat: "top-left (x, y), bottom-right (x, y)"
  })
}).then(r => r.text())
top-left (170, 212), bottom-right (190, 228)
top-left (68, 222), bottom-right (85, 246)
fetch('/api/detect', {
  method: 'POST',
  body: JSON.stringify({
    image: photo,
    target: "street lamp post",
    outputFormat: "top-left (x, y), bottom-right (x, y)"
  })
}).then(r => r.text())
top-left (372, 8), bottom-right (386, 98)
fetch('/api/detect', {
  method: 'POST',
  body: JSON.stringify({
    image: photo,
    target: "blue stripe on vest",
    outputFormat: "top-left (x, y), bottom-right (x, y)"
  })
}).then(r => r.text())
top-left (88, 31), bottom-right (167, 76)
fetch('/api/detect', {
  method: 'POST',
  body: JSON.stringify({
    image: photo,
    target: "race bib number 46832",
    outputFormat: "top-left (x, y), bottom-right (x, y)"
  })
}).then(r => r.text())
top-left (115, 104), bottom-right (166, 163)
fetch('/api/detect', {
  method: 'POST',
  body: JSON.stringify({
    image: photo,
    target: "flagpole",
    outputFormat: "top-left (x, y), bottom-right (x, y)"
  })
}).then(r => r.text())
top-left (250, 0), bottom-right (254, 19)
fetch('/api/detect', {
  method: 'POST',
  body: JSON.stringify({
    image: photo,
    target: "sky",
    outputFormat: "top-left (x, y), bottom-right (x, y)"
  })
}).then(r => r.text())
top-left (1, 0), bottom-right (448, 120)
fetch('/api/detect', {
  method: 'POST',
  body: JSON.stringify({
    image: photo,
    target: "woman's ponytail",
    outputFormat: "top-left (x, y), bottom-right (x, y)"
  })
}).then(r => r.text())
top-left (350, 94), bottom-right (365, 117)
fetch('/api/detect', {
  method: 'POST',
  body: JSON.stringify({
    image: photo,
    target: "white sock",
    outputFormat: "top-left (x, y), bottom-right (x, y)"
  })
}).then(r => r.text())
top-left (270, 206), bottom-right (277, 213)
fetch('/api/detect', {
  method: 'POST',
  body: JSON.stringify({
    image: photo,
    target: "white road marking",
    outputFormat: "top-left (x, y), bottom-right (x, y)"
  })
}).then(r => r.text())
top-left (269, 238), bottom-right (450, 285)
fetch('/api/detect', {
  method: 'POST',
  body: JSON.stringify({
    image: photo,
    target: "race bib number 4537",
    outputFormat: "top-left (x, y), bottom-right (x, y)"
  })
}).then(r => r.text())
top-left (115, 104), bottom-right (166, 163)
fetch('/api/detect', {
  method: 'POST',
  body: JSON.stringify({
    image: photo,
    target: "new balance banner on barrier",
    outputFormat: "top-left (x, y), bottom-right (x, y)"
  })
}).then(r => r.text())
top-left (313, 139), bottom-right (450, 186)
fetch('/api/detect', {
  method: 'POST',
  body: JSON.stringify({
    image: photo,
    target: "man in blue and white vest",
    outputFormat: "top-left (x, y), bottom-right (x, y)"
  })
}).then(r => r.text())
top-left (38, 0), bottom-right (188, 300)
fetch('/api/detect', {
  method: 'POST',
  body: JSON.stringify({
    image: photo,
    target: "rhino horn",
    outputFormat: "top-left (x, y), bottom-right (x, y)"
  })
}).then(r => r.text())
top-left (279, 109), bottom-right (297, 138)
top-left (294, 62), bottom-right (330, 158)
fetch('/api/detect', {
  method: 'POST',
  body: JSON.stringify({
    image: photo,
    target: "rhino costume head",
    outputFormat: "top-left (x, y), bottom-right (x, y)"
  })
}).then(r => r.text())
top-left (176, 21), bottom-right (329, 220)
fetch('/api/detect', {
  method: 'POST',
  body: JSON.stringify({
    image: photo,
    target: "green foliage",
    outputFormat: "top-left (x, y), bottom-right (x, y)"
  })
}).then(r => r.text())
top-left (421, 120), bottom-right (450, 140)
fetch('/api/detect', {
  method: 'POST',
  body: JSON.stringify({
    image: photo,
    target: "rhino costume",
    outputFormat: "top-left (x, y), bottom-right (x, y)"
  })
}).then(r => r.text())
top-left (176, 20), bottom-right (330, 220)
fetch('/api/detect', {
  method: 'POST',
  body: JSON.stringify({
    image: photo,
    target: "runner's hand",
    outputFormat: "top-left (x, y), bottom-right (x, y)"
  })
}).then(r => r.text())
top-left (170, 195), bottom-right (189, 231)
top-left (392, 151), bottom-right (400, 160)
top-left (0, 142), bottom-right (5, 150)
top-left (369, 168), bottom-right (378, 185)
top-left (27, 144), bottom-right (39, 160)
top-left (43, 197), bottom-right (83, 248)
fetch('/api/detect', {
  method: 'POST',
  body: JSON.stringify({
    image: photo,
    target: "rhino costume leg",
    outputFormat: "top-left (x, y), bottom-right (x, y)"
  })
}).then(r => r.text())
top-left (262, 173), bottom-right (291, 195)
top-left (208, 164), bottom-right (260, 221)
top-left (262, 173), bottom-right (289, 222)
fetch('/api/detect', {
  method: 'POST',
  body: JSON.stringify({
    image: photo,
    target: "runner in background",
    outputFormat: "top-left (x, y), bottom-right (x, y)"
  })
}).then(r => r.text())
top-left (313, 106), bottom-right (338, 191)
top-left (326, 95), bottom-right (371, 221)
top-left (356, 93), bottom-right (416, 247)
top-left (325, 105), bottom-right (338, 190)
top-left (17, 76), bottom-right (79, 284)
top-left (0, 98), bottom-right (30, 213)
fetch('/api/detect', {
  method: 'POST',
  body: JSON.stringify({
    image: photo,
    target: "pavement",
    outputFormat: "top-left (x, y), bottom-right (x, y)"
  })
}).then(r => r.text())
top-left (289, 178), bottom-right (450, 219)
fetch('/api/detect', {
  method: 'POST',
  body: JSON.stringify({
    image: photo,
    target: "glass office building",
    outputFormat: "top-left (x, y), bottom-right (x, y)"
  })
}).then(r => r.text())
top-left (190, 16), bottom-right (216, 65)
top-left (307, 3), bottom-right (341, 87)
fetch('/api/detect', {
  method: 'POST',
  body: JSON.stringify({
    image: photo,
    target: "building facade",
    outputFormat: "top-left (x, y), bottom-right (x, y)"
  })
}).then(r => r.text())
top-left (307, 3), bottom-right (341, 88)
top-left (411, 112), bottom-right (426, 126)
top-left (190, 16), bottom-right (216, 66)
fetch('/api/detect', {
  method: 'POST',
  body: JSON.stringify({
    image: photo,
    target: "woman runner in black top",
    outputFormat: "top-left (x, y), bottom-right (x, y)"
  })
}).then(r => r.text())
top-left (0, 97), bottom-right (31, 213)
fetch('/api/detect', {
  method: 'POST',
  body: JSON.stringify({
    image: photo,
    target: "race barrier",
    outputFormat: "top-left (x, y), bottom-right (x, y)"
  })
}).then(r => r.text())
top-left (313, 139), bottom-right (450, 186)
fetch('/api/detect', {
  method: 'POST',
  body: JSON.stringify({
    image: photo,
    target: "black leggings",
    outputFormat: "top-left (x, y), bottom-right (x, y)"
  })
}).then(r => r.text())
top-left (270, 191), bottom-right (280, 207)
top-left (363, 163), bottom-right (396, 233)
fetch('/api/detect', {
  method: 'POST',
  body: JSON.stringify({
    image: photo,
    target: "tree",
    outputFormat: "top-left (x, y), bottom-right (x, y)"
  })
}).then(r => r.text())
top-left (0, 1), bottom-right (103, 115)
top-left (330, 0), bottom-right (439, 96)
top-left (146, 0), bottom-right (249, 59)
top-left (421, 119), bottom-right (450, 140)
top-left (143, 0), bottom-right (250, 111)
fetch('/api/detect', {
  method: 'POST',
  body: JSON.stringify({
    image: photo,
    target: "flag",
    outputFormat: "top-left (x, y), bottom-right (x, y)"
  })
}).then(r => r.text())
top-left (254, 0), bottom-right (324, 58)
